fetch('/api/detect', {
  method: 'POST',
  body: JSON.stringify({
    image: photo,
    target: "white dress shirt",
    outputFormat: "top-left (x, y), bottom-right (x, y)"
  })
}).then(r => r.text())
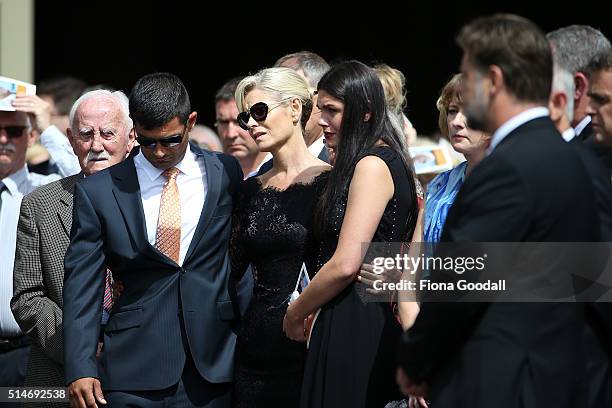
top-left (39, 125), bottom-right (80, 177)
top-left (574, 115), bottom-right (592, 139)
top-left (487, 107), bottom-right (550, 154)
top-left (134, 148), bottom-right (206, 266)
top-left (562, 127), bottom-right (577, 143)
top-left (308, 136), bottom-right (326, 158)
top-left (1, 167), bottom-right (60, 337)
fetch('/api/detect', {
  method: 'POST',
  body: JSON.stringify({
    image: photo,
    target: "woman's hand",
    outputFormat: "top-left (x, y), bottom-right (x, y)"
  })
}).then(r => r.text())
top-left (282, 304), bottom-right (307, 342)
top-left (408, 395), bottom-right (429, 408)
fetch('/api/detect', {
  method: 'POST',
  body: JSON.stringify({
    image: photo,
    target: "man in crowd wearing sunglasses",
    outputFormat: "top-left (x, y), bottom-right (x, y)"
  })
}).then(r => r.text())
top-left (63, 72), bottom-right (243, 408)
top-left (11, 90), bottom-right (135, 403)
top-left (0, 110), bottom-right (59, 387)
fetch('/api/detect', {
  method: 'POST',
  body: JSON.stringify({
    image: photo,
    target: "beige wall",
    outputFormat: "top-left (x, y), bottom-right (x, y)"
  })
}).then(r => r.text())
top-left (0, 0), bottom-right (34, 82)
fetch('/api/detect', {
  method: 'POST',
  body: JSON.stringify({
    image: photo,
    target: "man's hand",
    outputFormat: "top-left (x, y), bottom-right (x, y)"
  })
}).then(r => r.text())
top-left (96, 342), bottom-right (104, 360)
top-left (68, 377), bottom-right (106, 408)
top-left (357, 263), bottom-right (402, 295)
top-left (12, 95), bottom-right (53, 134)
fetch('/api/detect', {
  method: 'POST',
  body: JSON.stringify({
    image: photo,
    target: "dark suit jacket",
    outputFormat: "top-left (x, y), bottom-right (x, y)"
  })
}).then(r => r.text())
top-left (62, 145), bottom-right (243, 390)
top-left (573, 121), bottom-right (594, 144)
top-left (399, 116), bottom-right (600, 407)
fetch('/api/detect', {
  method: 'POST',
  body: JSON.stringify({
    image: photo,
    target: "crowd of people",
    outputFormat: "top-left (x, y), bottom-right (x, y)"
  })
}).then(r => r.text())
top-left (1, 13), bottom-right (611, 408)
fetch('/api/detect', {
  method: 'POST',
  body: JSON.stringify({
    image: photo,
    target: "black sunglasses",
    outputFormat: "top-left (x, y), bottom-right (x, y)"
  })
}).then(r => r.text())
top-left (237, 98), bottom-right (292, 131)
top-left (0, 125), bottom-right (28, 138)
top-left (136, 126), bottom-right (187, 149)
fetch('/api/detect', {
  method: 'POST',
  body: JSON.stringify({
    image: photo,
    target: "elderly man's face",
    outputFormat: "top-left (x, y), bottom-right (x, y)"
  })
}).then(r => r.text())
top-left (0, 111), bottom-right (35, 179)
top-left (67, 96), bottom-right (135, 175)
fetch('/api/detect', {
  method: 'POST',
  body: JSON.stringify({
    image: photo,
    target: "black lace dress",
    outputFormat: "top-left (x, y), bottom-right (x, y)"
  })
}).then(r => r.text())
top-left (230, 173), bottom-right (328, 407)
top-left (300, 146), bottom-right (418, 408)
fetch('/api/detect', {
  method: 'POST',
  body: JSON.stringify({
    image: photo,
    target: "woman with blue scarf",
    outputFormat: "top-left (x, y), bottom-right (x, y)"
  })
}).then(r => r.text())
top-left (424, 74), bottom-right (490, 243)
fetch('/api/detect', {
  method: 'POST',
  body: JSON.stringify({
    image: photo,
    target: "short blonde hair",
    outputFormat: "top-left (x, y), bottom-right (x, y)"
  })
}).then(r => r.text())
top-left (374, 64), bottom-right (406, 116)
top-left (436, 74), bottom-right (464, 138)
top-left (235, 67), bottom-right (313, 131)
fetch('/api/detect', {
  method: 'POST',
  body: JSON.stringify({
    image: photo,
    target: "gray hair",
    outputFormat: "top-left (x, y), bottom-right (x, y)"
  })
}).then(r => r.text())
top-left (552, 64), bottom-right (575, 123)
top-left (274, 51), bottom-right (330, 91)
top-left (69, 89), bottom-right (132, 131)
top-left (547, 25), bottom-right (611, 77)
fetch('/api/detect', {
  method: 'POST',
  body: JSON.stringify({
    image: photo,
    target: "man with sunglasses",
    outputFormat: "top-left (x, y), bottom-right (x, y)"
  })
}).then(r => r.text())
top-left (0, 110), bottom-right (59, 387)
top-left (63, 73), bottom-right (243, 408)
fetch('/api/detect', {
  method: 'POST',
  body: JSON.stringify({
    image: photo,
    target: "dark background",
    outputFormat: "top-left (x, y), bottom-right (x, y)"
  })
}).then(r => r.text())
top-left (35, 1), bottom-right (610, 136)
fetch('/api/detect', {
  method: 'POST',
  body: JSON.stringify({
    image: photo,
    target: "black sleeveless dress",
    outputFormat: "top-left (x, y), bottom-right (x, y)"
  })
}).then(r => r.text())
top-left (300, 146), bottom-right (418, 408)
top-left (230, 173), bottom-right (328, 407)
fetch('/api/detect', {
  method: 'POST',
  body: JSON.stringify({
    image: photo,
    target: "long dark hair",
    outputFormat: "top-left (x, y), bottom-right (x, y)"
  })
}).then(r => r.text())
top-left (315, 60), bottom-right (417, 237)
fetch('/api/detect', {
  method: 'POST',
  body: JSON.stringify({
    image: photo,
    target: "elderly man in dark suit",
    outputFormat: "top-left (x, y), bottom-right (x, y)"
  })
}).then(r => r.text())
top-left (10, 89), bottom-right (135, 406)
top-left (398, 14), bottom-right (600, 408)
top-left (63, 73), bottom-right (243, 408)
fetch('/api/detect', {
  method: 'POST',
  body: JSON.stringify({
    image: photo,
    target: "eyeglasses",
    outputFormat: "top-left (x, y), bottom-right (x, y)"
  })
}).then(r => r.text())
top-left (136, 125), bottom-right (188, 149)
top-left (0, 126), bottom-right (28, 138)
top-left (237, 98), bottom-right (292, 131)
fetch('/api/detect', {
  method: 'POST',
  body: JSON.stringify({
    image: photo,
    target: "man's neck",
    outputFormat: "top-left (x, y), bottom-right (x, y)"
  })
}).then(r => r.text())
top-left (305, 129), bottom-right (324, 147)
top-left (490, 98), bottom-right (543, 132)
top-left (240, 152), bottom-right (268, 176)
top-left (571, 96), bottom-right (590, 128)
top-left (0, 162), bottom-right (26, 181)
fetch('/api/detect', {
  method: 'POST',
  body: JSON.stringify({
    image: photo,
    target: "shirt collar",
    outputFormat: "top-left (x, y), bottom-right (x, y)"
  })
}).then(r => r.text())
top-left (246, 153), bottom-right (273, 178)
top-left (308, 136), bottom-right (325, 157)
top-left (573, 115), bottom-right (591, 137)
top-left (135, 146), bottom-right (199, 181)
top-left (1, 165), bottom-right (29, 196)
top-left (488, 107), bottom-right (550, 154)
top-left (561, 127), bottom-right (576, 142)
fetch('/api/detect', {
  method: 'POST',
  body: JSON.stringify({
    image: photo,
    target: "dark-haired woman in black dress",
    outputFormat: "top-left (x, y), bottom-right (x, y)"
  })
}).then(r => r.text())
top-left (282, 60), bottom-right (419, 408)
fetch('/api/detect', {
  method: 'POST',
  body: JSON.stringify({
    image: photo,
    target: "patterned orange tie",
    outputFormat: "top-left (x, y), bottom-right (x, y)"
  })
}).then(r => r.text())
top-left (155, 167), bottom-right (181, 263)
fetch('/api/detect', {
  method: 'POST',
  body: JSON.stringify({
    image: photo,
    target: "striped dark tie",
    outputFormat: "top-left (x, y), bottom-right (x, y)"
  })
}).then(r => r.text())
top-left (103, 268), bottom-right (114, 313)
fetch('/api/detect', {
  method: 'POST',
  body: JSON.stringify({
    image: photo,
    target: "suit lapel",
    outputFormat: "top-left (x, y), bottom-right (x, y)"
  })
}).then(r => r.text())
top-left (111, 157), bottom-right (171, 263)
top-left (184, 148), bottom-right (222, 263)
top-left (57, 174), bottom-right (82, 238)
top-left (318, 144), bottom-right (329, 163)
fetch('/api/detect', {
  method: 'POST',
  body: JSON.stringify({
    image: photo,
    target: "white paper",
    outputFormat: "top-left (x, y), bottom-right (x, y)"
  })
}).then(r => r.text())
top-left (0, 76), bottom-right (36, 111)
top-left (409, 145), bottom-right (454, 175)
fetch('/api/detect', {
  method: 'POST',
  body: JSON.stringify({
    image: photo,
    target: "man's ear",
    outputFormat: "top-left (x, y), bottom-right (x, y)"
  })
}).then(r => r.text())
top-left (488, 65), bottom-right (504, 97)
top-left (574, 72), bottom-right (589, 103)
top-left (548, 90), bottom-right (567, 123)
top-left (26, 128), bottom-right (36, 148)
top-left (66, 127), bottom-right (77, 152)
top-left (126, 127), bottom-right (136, 153)
top-left (188, 112), bottom-right (198, 130)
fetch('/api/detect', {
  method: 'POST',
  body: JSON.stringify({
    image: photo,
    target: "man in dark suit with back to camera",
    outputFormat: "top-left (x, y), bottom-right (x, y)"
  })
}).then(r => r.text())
top-left (397, 14), bottom-right (600, 408)
top-left (63, 73), bottom-right (243, 408)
